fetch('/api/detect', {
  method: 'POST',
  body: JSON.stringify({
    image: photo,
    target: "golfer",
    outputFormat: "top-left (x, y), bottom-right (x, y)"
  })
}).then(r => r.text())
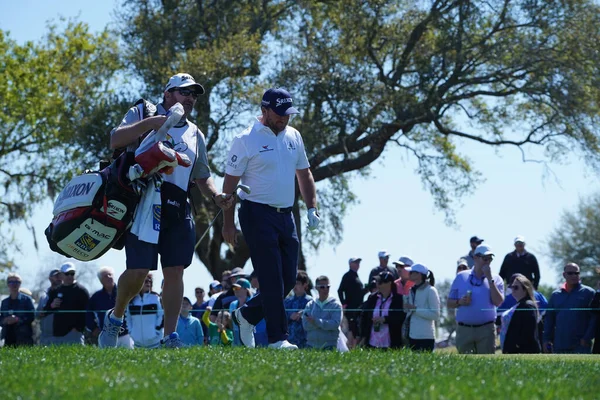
top-left (222, 88), bottom-right (320, 349)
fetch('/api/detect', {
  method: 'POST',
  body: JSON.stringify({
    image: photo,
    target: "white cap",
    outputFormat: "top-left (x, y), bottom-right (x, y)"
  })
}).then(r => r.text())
top-left (209, 280), bottom-right (222, 290)
top-left (393, 256), bottom-right (414, 267)
top-left (474, 244), bottom-right (494, 256)
top-left (348, 257), bottom-right (362, 264)
top-left (60, 262), bottom-right (76, 273)
top-left (378, 250), bottom-right (390, 258)
top-left (405, 263), bottom-right (429, 275)
top-left (164, 73), bottom-right (205, 94)
top-left (457, 258), bottom-right (469, 267)
top-left (514, 235), bottom-right (526, 244)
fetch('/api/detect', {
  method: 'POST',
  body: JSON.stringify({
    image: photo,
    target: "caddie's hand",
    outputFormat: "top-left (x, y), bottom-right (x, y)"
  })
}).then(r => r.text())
top-left (307, 208), bottom-right (320, 231)
top-left (222, 222), bottom-right (237, 246)
top-left (145, 115), bottom-right (168, 131)
top-left (214, 193), bottom-right (234, 211)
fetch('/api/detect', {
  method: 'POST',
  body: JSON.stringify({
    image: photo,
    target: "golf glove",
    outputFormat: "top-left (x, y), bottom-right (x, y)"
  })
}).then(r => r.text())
top-left (307, 208), bottom-right (320, 231)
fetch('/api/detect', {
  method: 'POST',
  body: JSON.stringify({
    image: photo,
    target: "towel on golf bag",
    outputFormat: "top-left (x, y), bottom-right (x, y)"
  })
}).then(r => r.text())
top-left (45, 152), bottom-right (140, 261)
top-left (130, 176), bottom-right (162, 244)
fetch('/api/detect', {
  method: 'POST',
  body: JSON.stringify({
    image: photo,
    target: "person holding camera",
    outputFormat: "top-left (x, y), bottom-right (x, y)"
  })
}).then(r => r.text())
top-left (358, 271), bottom-right (405, 349)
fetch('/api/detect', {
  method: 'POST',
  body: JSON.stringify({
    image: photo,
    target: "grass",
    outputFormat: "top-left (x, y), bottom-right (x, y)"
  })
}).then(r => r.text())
top-left (0, 346), bottom-right (598, 399)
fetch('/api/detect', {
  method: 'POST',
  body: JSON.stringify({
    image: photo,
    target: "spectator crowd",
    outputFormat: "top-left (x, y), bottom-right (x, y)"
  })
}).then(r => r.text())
top-left (1, 235), bottom-right (599, 354)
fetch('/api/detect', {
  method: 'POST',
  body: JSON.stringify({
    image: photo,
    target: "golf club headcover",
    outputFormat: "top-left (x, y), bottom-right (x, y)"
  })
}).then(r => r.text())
top-left (135, 141), bottom-right (192, 177)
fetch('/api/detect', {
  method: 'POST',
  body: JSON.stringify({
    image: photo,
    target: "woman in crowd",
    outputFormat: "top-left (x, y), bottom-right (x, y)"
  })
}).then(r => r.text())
top-left (0, 273), bottom-right (35, 347)
top-left (403, 264), bottom-right (440, 352)
top-left (500, 274), bottom-right (541, 354)
top-left (358, 271), bottom-right (405, 349)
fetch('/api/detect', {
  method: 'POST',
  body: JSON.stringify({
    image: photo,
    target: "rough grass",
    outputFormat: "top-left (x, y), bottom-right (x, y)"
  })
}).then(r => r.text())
top-left (0, 346), bottom-right (598, 399)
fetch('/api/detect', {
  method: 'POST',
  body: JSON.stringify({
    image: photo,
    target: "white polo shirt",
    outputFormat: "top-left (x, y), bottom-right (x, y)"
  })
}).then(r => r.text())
top-left (225, 118), bottom-right (310, 208)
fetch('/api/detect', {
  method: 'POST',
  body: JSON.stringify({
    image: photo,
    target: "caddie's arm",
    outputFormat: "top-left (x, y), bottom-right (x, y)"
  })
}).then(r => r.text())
top-left (194, 177), bottom-right (231, 210)
top-left (222, 173), bottom-right (241, 245)
top-left (110, 115), bottom-right (168, 149)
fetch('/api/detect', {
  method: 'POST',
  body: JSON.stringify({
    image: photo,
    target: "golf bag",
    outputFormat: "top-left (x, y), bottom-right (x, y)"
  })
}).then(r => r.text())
top-left (45, 152), bottom-right (141, 261)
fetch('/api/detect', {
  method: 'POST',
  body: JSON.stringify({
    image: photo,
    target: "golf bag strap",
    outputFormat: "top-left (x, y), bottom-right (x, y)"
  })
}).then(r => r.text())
top-left (111, 98), bottom-right (158, 160)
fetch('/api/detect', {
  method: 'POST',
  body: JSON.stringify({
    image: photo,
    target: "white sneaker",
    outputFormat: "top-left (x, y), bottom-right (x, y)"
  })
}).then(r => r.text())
top-left (268, 340), bottom-right (298, 350)
top-left (233, 308), bottom-right (255, 348)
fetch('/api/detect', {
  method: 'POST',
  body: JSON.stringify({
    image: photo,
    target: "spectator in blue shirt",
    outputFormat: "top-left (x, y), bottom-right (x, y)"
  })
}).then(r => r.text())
top-left (0, 273), bottom-right (35, 347)
top-left (543, 263), bottom-right (596, 354)
top-left (448, 244), bottom-right (504, 354)
top-left (177, 297), bottom-right (204, 346)
top-left (284, 271), bottom-right (313, 348)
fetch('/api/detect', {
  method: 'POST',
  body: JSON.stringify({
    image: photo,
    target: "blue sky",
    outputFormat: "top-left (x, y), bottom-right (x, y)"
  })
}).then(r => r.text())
top-left (2, 1), bottom-right (596, 299)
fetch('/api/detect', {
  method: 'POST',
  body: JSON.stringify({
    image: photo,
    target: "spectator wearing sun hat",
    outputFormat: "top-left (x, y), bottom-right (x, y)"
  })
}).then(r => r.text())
top-left (403, 264), bottom-right (440, 352)
top-left (499, 235), bottom-right (541, 289)
top-left (393, 256), bottom-right (415, 296)
top-left (368, 250), bottom-right (399, 284)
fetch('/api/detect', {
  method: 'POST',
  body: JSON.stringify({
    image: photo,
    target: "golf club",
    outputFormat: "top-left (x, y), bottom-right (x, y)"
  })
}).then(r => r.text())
top-left (194, 184), bottom-right (251, 249)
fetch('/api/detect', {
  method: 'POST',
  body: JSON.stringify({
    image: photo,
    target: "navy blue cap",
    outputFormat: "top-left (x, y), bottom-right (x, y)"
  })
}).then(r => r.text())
top-left (261, 88), bottom-right (299, 116)
top-left (470, 236), bottom-right (484, 243)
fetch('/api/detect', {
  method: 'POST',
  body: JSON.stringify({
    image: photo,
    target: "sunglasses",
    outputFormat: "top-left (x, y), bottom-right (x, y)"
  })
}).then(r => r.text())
top-left (7, 280), bottom-right (21, 285)
top-left (316, 285), bottom-right (330, 289)
top-left (478, 256), bottom-right (493, 262)
top-left (174, 88), bottom-right (199, 98)
top-left (510, 285), bottom-right (522, 291)
top-left (64, 272), bottom-right (75, 276)
top-left (565, 271), bottom-right (580, 276)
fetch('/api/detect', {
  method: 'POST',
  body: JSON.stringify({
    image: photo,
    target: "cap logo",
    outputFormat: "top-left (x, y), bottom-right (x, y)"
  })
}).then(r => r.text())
top-left (180, 74), bottom-right (194, 82)
top-left (275, 97), bottom-right (293, 107)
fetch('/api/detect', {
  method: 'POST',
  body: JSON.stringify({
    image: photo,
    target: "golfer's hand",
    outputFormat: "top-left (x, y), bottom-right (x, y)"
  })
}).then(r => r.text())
top-left (307, 208), bottom-right (320, 231)
top-left (222, 222), bottom-right (237, 245)
top-left (214, 193), bottom-right (234, 210)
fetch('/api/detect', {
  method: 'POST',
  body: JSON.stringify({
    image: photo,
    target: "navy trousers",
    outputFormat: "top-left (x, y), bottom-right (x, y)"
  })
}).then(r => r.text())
top-left (238, 200), bottom-right (299, 343)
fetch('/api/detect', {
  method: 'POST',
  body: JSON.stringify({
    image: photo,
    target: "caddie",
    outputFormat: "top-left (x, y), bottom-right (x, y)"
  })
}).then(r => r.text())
top-left (99, 73), bottom-right (232, 348)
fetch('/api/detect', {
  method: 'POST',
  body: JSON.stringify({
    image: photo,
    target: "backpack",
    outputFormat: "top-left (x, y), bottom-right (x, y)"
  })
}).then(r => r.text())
top-left (45, 99), bottom-right (155, 261)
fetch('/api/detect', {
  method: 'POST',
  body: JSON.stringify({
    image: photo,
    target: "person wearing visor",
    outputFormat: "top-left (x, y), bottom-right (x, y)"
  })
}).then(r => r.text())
top-left (223, 88), bottom-right (320, 350)
top-left (358, 271), bottom-right (405, 349)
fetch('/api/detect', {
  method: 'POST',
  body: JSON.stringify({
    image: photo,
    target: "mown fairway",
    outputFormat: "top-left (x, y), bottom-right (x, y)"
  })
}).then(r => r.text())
top-left (0, 347), bottom-right (598, 399)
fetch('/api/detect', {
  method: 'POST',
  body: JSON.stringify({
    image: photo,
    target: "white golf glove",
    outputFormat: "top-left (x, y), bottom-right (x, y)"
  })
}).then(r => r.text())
top-left (307, 208), bottom-right (320, 231)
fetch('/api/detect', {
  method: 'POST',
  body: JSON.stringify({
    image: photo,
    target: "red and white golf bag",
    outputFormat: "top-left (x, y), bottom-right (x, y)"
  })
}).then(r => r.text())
top-left (45, 152), bottom-right (141, 261)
